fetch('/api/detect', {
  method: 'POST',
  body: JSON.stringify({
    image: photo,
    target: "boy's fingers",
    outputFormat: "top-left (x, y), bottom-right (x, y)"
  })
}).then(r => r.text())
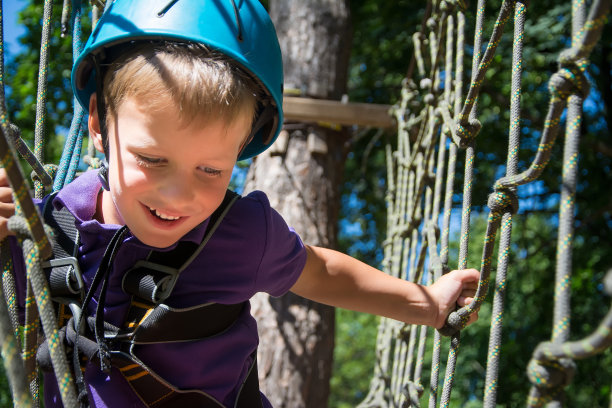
top-left (0, 186), bottom-right (13, 202)
top-left (467, 311), bottom-right (479, 326)
top-left (457, 295), bottom-right (478, 307)
top-left (457, 268), bottom-right (480, 282)
top-left (457, 296), bottom-right (469, 307)
top-left (0, 218), bottom-right (15, 239)
top-left (0, 202), bottom-right (15, 218)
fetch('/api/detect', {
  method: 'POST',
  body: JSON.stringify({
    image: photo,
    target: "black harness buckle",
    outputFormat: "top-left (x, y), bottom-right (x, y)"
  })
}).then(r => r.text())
top-left (121, 260), bottom-right (180, 304)
top-left (43, 256), bottom-right (85, 303)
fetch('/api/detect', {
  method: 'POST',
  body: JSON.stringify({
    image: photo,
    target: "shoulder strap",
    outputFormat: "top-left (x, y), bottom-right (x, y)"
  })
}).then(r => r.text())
top-left (43, 191), bottom-right (79, 259)
top-left (122, 189), bottom-right (240, 304)
top-left (42, 192), bottom-right (85, 301)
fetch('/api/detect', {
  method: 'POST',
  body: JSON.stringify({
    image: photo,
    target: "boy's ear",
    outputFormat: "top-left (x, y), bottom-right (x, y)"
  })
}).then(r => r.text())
top-left (88, 93), bottom-right (105, 154)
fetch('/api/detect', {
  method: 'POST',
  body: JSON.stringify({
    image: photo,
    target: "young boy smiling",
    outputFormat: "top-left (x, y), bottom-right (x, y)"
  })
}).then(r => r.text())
top-left (0, 1), bottom-right (480, 407)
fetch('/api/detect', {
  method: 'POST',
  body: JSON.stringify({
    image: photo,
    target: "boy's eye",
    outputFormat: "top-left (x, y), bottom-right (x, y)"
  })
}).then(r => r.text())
top-left (135, 154), bottom-right (166, 167)
top-left (199, 166), bottom-right (222, 177)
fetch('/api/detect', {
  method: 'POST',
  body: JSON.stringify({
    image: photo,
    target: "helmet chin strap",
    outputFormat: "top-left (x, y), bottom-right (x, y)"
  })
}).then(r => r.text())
top-left (92, 54), bottom-right (111, 191)
top-left (98, 159), bottom-right (110, 191)
top-left (237, 102), bottom-right (276, 159)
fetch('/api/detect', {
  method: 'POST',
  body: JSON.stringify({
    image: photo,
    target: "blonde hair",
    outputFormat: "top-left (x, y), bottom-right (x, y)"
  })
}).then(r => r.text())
top-left (102, 42), bottom-right (260, 128)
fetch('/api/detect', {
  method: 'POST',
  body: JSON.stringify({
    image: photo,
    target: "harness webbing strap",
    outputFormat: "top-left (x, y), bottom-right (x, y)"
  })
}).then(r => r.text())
top-left (120, 302), bottom-right (245, 344)
top-left (114, 354), bottom-right (262, 408)
top-left (122, 190), bottom-right (240, 304)
top-left (42, 193), bottom-right (84, 303)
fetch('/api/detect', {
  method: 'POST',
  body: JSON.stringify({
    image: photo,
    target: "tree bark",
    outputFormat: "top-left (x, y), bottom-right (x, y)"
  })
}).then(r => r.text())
top-left (243, 1), bottom-right (352, 407)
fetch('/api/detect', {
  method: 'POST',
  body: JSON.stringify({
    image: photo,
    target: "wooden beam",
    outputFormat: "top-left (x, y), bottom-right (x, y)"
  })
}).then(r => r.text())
top-left (283, 96), bottom-right (395, 129)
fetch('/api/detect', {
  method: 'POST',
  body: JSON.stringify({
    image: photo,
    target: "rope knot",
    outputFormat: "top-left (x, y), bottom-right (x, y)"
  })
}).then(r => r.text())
top-left (31, 164), bottom-right (57, 187)
top-left (402, 381), bottom-right (424, 407)
top-left (83, 155), bottom-right (103, 169)
top-left (548, 61), bottom-right (590, 101)
top-left (426, 18), bottom-right (438, 31)
top-left (7, 215), bottom-right (55, 244)
top-left (439, 0), bottom-right (454, 13)
top-left (527, 345), bottom-right (576, 390)
top-left (455, 119), bottom-right (481, 148)
top-left (7, 215), bottom-right (32, 239)
top-left (487, 188), bottom-right (519, 215)
top-left (437, 310), bottom-right (468, 337)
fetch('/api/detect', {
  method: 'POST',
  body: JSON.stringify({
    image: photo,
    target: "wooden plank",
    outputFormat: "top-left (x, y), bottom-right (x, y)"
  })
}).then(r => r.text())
top-left (282, 96), bottom-right (395, 129)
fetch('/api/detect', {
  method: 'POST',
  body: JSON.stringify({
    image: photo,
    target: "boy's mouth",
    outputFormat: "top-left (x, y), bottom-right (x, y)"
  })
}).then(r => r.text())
top-left (147, 206), bottom-right (180, 221)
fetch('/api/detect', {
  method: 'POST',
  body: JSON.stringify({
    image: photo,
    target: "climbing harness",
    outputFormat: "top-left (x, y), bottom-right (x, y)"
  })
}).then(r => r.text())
top-left (36, 189), bottom-right (264, 408)
top-left (0, 0), bottom-right (284, 406)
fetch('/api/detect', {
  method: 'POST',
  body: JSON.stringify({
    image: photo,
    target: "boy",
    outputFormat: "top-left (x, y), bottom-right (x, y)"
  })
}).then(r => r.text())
top-left (0, 0), bottom-right (480, 407)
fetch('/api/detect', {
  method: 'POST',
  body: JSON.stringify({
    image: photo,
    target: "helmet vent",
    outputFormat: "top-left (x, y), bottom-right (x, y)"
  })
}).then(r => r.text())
top-left (230, 0), bottom-right (244, 42)
top-left (157, 0), bottom-right (181, 17)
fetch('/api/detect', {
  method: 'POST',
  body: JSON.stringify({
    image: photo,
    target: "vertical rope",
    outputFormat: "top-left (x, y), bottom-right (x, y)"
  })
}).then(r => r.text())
top-left (1, 244), bottom-right (19, 339)
top-left (551, 0), bottom-right (585, 345)
top-left (33, 0), bottom-right (54, 198)
top-left (0, 277), bottom-right (32, 408)
top-left (11, 226), bottom-right (78, 408)
top-left (482, 2), bottom-right (525, 407)
top-left (54, 0), bottom-right (86, 191)
top-left (439, 0), bottom-right (485, 404)
top-left (546, 0), bottom-right (586, 406)
top-left (23, 281), bottom-right (41, 408)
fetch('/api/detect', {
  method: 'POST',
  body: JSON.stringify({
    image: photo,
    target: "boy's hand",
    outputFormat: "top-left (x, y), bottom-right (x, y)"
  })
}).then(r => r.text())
top-left (0, 168), bottom-right (15, 240)
top-left (427, 268), bottom-right (480, 329)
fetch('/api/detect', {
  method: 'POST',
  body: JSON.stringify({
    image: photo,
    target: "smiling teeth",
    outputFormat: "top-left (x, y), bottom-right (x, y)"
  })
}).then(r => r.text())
top-left (150, 207), bottom-right (180, 221)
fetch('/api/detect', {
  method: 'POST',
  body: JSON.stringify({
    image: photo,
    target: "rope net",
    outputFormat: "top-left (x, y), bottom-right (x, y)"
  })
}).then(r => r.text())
top-left (358, 0), bottom-right (612, 407)
top-left (0, 0), bottom-right (610, 407)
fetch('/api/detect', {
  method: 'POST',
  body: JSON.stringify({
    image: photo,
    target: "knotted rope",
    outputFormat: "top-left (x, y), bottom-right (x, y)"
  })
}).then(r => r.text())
top-left (360, 0), bottom-right (611, 407)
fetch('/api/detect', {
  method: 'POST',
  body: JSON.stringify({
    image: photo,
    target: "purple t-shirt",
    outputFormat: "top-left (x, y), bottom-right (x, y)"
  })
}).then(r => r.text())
top-left (14, 170), bottom-right (306, 407)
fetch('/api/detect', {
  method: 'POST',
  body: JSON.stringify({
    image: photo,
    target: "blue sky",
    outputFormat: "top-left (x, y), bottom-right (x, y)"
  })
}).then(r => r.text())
top-left (4, 0), bottom-right (27, 57)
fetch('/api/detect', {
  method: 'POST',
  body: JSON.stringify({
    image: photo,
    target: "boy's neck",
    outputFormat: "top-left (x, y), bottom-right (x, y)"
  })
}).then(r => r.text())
top-left (94, 188), bottom-right (121, 225)
top-left (94, 188), bottom-right (106, 223)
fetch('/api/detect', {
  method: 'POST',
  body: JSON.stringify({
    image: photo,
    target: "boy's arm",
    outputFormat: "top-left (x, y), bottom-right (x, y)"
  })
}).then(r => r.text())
top-left (290, 245), bottom-right (480, 329)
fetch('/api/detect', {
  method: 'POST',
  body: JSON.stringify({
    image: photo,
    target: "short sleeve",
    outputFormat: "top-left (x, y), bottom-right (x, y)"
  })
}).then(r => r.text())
top-left (248, 191), bottom-right (306, 297)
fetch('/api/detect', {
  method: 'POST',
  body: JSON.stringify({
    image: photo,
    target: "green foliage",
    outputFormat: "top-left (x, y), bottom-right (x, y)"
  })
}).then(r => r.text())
top-left (6, 2), bottom-right (92, 167)
top-left (0, 364), bottom-right (11, 407)
top-left (329, 309), bottom-right (378, 408)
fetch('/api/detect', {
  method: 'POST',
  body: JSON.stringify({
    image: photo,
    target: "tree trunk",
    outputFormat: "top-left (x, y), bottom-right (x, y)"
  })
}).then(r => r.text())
top-left (243, 1), bottom-right (351, 407)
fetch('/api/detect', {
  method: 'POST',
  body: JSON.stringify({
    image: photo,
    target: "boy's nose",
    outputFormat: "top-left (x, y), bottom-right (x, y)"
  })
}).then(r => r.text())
top-left (157, 175), bottom-right (194, 205)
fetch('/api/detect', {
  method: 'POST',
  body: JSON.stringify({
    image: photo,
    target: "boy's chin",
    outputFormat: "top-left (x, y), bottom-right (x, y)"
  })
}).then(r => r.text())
top-left (135, 233), bottom-right (181, 249)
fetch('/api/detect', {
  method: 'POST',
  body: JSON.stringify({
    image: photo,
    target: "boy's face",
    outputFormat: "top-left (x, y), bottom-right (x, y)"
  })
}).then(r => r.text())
top-left (89, 95), bottom-right (251, 248)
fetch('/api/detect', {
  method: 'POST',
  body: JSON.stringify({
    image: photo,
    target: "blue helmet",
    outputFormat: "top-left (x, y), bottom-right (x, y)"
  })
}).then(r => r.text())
top-left (72, 0), bottom-right (284, 160)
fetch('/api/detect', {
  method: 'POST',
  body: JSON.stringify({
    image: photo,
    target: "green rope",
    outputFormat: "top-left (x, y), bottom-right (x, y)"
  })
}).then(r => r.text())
top-left (527, 270), bottom-right (612, 408)
top-left (0, 278), bottom-right (32, 408)
top-left (23, 282), bottom-right (40, 408)
top-left (9, 217), bottom-right (78, 407)
top-left (33, 0), bottom-right (55, 199)
top-left (482, 2), bottom-right (525, 406)
top-left (363, 0), bottom-right (611, 407)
